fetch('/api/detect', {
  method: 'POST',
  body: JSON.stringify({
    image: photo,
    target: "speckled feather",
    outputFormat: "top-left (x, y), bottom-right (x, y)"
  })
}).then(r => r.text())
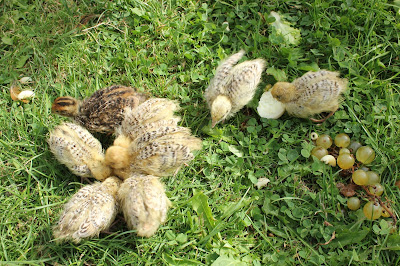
top-left (106, 98), bottom-right (201, 179)
top-left (118, 174), bottom-right (170, 237)
top-left (204, 50), bottom-right (266, 126)
top-left (132, 143), bottom-right (194, 176)
top-left (53, 177), bottom-right (121, 243)
top-left (118, 98), bottom-right (180, 137)
top-left (52, 85), bottom-right (149, 133)
top-left (224, 59), bottom-right (266, 115)
top-left (276, 70), bottom-right (348, 118)
top-left (204, 50), bottom-right (245, 104)
top-left (48, 123), bottom-right (111, 180)
top-left (122, 119), bottom-right (181, 140)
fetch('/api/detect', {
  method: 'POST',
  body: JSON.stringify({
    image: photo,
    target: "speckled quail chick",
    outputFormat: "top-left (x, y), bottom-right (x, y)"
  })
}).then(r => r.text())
top-left (105, 98), bottom-right (202, 179)
top-left (48, 122), bottom-right (112, 181)
top-left (52, 85), bottom-right (149, 133)
top-left (270, 70), bottom-right (348, 123)
top-left (204, 50), bottom-right (266, 127)
top-left (118, 174), bottom-right (171, 237)
top-left (53, 176), bottom-right (121, 243)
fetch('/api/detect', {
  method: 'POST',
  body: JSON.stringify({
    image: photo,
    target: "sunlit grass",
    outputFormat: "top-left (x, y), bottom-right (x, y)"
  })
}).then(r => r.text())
top-left (0, 0), bottom-right (399, 264)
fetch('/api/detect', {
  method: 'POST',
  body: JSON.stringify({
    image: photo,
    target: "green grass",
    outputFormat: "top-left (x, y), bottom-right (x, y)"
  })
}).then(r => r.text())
top-left (1, 0), bottom-right (400, 264)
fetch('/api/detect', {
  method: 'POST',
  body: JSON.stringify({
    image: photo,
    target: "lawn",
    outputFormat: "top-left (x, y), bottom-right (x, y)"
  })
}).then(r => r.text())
top-left (1, 0), bottom-right (400, 264)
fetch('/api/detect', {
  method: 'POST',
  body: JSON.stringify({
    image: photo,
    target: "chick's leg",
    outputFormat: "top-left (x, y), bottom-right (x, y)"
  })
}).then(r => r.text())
top-left (310, 109), bottom-right (337, 123)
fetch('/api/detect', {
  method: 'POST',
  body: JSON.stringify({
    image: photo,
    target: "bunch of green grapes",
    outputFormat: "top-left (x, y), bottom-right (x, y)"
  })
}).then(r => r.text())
top-left (310, 133), bottom-right (396, 224)
top-left (311, 133), bottom-right (375, 169)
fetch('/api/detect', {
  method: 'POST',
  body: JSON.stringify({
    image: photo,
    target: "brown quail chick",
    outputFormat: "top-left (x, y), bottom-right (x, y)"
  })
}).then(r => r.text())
top-left (205, 50), bottom-right (266, 127)
top-left (270, 70), bottom-right (348, 123)
top-left (48, 122), bottom-right (112, 181)
top-left (104, 99), bottom-right (202, 179)
top-left (118, 174), bottom-right (170, 237)
top-left (52, 85), bottom-right (149, 133)
top-left (53, 176), bottom-right (121, 243)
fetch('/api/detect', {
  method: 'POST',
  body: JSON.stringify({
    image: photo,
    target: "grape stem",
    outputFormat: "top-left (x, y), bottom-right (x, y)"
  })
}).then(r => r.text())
top-left (362, 186), bottom-right (397, 224)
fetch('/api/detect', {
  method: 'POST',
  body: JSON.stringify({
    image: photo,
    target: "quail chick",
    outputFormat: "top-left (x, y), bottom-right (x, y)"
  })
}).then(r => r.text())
top-left (105, 100), bottom-right (202, 179)
top-left (52, 85), bottom-right (149, 133)
top-left (270, 70), bottom-right (348, 122)
top-left (106, 127), bottom-right (202, 179)
top-left (48, 122), bottom-right (112, 181)
top-left (53, 176), bottom-right (121, 243)
top-left (205, 50), bottom-right (266, 127)
top-left (117, 98), bottom-right (181, 138)
top-left (118, 174), bottom-right (170, 237)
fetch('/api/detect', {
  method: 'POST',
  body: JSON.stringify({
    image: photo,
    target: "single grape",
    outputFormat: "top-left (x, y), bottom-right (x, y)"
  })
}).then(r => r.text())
top-left (360, 166), bottom-right (369, 172)
top-left (339, 148), bottom-right (351, 155)
top-left (356, 146), bottom-right (376, 164)
top-left (316, 134), bottom-right (333, 149)
top-left (348, 141), bottom-right (362, 154)
top-left (337, 153), bottom-right (355, 169)
top-left (335, 133), bottom-right (351, 148)
top-left (363, 201), bottom-right (383, 220)
top-left (311, 146), bottom-right (328, 160)
top-left (381, 207), bottom-right (392, 218)
top-left (347, 197), bottom-right (361, 211)
top-left (369, 183), bottom-right (384, 196)
top-left (367, 171), bottom-right (380, 185)
top-left (320, 155), bottom-right (336, 166)
top-left (352, 169), bottom-right (369, 185)
top-left (310, 132), bottom-right (318, 141)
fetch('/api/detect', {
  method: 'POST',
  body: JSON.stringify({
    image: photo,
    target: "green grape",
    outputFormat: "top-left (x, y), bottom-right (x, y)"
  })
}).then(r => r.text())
top-left (320, 155), bottom-right (336, 166)
top-left (363, 201), bottom-right (383, 220)
top-left (352, 169), bottom-right (368, 185)
top-left (311, 146), bottom-right (328, 160)
top-left (335, 133), bottom-right (351, 148)
top-left (356, 146), bottom-right (376, 164)
top-left (337, 153), bottom-right (355, 169)
top-left (316, 134), bottom-right (333, 149)
top-left (381, 207), bottom-right (392, 218)
top-left (339, 148), bottom-right (350, 155)
top-left (348, 141), bottom-right (362, 154)
top-left (369, 183), bottom-right (384, 196)
top-left (347, 197), bottom-right (361, 211)
top-left (367, 171), bottom-right (381, 185)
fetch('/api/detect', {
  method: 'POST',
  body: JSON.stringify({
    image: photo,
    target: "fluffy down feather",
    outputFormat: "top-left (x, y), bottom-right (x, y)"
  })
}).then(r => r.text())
top-left (205, 50), bottom-right (266, 127)
top-left (270, 70), bottom-right (348, 122)
top-left (53, 176), bottom-right (121, 243)
top-left (118, 174), bottom-right (170, 237)
top-left (51, 85), bottom-right (149, 133)
top-left (48, 123), bottom-right (111, 181)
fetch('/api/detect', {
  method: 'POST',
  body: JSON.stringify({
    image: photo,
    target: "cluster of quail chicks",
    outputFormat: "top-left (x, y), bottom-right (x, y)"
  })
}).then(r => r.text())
top-left (48, 49), bottom-right (348, 243)
top-left (206, 50), bottom-right (347, 125)
top-left (49, 85), bottom-right (201, 242)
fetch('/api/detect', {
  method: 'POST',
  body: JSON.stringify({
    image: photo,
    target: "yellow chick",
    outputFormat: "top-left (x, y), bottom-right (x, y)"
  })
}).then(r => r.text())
top-left (204, 50), bottom-right (266, 127)
top-left (105, 98), bottom-right (202, 180)
top-left (51, 85), bottom-right (149, 133)
top-left (270, 70), bottom-right (348, 122)
top-left (118, 174), bottom-right (171, 237)
top-left (48, 123), bottom-right (112, 181)
top-left (53, 176), bottom-right (121, 243)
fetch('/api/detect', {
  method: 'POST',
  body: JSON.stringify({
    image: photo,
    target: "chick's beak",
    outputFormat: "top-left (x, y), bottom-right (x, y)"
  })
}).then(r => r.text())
top-left (211, 120), bottom-right (217, 128)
